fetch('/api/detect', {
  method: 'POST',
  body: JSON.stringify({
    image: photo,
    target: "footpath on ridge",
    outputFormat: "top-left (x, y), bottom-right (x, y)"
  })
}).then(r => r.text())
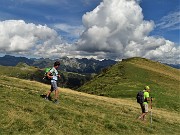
top-left (59, 87), bottom-right (180, 123)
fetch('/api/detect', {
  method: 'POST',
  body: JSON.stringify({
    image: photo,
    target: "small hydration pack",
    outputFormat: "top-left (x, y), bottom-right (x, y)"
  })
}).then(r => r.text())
top-left (136, 91), bottom-right (144, 104)
top-left (43, 67), bottom-right (52, 80)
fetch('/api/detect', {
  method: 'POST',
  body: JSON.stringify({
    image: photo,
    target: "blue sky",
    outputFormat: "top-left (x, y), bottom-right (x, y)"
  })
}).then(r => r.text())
top-left (140, 0), bottom-right (179, 43)
top-left (0, 0), bottom-right (179, 64)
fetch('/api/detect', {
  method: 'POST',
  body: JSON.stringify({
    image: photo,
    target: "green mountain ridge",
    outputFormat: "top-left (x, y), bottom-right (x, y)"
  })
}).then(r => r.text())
top-left (78, 57), bottom-right (180, 112)
top-left (0, 57), bottom-right (180, 134)
top-left (0, 75), bottom-right (180, 135)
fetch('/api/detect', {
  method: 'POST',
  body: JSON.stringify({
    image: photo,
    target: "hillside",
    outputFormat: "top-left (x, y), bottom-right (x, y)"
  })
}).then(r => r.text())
top-left (0, 75), bottom-right (180, 135)
top-left (78, 57), bottom-right (180, 112)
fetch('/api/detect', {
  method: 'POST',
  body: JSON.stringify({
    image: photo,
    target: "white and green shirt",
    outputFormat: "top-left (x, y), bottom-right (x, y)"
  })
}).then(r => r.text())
top-left (49, 67), bottom-right (58, 81)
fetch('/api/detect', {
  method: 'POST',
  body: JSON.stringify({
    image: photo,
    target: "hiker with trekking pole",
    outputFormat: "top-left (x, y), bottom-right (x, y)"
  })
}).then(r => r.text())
top-left (137, 86), bottom-right (152, 122)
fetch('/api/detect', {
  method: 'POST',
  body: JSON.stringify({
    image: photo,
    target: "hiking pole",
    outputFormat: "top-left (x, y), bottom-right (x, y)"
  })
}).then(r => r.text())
top-left (150, 97), bottom-right (153, 124)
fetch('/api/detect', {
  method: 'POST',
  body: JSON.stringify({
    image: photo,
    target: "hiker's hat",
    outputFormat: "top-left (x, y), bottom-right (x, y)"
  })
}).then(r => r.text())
top-left (145, 85), bottom-right (150, 90)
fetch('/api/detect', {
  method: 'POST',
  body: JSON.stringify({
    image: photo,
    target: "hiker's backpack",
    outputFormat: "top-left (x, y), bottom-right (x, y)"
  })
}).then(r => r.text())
top-left (136, 91), bottom-right (144, 104)
top-left (43, 67), bottom-right (52, 80)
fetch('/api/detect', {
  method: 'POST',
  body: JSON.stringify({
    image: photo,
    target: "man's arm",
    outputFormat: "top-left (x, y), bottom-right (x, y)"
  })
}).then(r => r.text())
top-left (47, 72), bottom-right (53, 79)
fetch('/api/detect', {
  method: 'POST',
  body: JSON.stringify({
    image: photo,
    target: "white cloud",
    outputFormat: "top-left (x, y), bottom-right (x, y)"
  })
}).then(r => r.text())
top-left (0, 0), bottom-right (179, 64)
top-left (156, 11), bottom-right (180, 31)
top-left (75, 0), bottom-right (179, 64)
top-left (54, 23), bottom-right (84, 39)
top-left (0, 20), bottom-right (73, 58)
top-left (145, 41), bottom-right (180, 64)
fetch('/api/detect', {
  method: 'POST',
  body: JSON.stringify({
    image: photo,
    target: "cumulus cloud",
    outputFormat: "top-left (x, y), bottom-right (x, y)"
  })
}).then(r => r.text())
top-left (75, 0), bottom-right (179, 64)
top-left (0, 20), bottom-right (73, 58)
top-left (0, 0), bottom-right (179, 64)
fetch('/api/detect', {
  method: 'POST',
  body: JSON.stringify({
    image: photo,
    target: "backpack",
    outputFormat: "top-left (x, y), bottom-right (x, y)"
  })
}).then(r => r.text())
top-left (43, 67), bottom-right (52, 80)
top-left (136, 91), bottom-right (144, 104)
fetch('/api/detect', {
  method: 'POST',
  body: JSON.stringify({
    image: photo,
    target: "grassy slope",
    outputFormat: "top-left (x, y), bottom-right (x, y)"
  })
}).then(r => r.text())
top-left (0, 75), bottom-right (180, 135)
top-left (78, 57), bottom-right (180, 112)
top-left (0, 64), bottom-right (38, 80)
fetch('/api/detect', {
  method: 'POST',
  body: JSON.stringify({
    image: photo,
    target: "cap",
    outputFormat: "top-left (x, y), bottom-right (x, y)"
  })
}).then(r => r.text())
top-left (145, 85), bottom-right (150, 90)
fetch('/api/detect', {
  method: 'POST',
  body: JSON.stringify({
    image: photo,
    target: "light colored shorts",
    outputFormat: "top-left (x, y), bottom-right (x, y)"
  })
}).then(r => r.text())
top-left (144, 104), bottom-right (148, 112)
top-left (140, 103), bottom-right (148, 113)
top-left (51, 80), bottom-right (58, 91)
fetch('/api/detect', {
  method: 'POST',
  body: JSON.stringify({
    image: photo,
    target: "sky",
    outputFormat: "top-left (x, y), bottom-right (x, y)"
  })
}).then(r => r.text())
top-left (0, 0), bottom-right (179, 64)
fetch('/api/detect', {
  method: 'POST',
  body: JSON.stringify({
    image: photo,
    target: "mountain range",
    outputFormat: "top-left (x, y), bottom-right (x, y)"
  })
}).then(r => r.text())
top-left (0, 55), bottom-right (179, 74)
top-left (0, 55), bottom-right (117, 73)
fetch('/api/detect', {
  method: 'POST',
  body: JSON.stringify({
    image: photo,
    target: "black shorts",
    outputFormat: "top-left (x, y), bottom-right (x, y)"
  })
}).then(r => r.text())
top-left (140, 103), bottom-right (145, 113)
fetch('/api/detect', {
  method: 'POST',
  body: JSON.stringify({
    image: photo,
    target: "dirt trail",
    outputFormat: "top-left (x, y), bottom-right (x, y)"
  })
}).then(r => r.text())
top-left (60, 87), bottom-right (136, 107)
top-left (60, 87), bottom-right (180, 123)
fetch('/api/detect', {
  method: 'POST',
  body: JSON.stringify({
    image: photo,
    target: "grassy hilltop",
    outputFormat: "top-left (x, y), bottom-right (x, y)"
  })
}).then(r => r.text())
top-left (0, 75), bottom-right (180, 135)
top-left (78, 57), bottom-right (180, 112)
top-left (0, 57), bottom-right (180, 134)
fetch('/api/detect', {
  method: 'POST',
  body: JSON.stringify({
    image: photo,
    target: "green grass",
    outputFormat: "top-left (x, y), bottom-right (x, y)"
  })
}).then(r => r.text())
top-left (0, 65), bottom-right (40, 81)
top-left (0, 75), bottom-right (180, 135)
top-left (78, 57), bottom-right (180, 112)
